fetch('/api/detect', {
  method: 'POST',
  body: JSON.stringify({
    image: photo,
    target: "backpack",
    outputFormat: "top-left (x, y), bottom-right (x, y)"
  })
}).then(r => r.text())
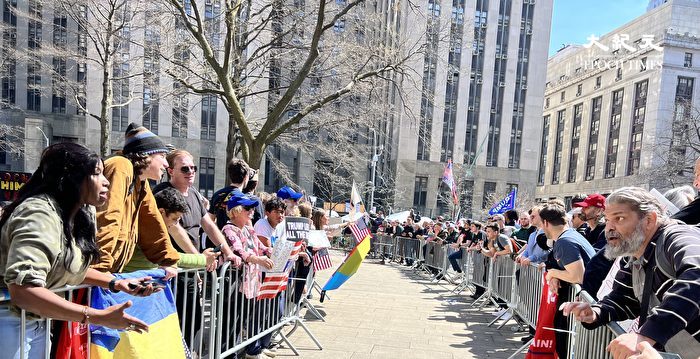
top-left (508, 237), bottom-right (522, 253)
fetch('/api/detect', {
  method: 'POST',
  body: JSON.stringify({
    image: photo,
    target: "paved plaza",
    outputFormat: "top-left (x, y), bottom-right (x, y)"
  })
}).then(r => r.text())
top-left (276, 251), bottom-right (528, 358)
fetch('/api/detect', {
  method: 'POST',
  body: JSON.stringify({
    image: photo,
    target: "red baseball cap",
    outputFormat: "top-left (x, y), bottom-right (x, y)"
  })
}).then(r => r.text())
top-left (573, 193), bottom-right (606, 209)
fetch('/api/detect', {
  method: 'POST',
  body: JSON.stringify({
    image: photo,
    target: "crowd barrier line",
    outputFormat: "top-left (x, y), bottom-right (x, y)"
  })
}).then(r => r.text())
top-left (0, 263), bottom-right (325, 359)
top-left (370, 233), bottom-right (682, 359)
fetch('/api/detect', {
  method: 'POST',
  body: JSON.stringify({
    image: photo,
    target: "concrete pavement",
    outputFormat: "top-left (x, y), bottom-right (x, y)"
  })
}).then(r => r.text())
top-left (275, 251), bottom-right (528, 358)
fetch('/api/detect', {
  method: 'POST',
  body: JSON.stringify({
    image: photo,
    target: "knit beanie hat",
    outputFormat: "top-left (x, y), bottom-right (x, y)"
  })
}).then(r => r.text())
top-left (122, 122), bottom-right (168, 156)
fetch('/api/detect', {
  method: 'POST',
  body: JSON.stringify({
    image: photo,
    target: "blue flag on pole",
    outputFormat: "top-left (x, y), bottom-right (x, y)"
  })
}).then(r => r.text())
top-left (488, 188), bottom-right (517, 216)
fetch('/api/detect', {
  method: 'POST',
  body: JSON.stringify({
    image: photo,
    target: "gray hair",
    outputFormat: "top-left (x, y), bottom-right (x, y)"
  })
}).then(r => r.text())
top-left (663, 185), bottom-right (696, 210)
top-left (606, 187), bottom-right (668, 223)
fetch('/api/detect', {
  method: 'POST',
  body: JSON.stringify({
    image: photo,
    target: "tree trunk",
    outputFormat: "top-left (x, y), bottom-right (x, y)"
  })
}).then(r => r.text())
top-left (226, 111), bottom-right (240, 167)
top-left (247, 141), bottom-right (266, 170)
top-left (100, 63), bottom-right (112, 157)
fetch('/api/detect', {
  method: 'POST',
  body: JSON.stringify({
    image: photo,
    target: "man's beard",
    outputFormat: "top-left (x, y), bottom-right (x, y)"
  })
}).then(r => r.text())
top-left (604, 222), bottom-right (646, 260)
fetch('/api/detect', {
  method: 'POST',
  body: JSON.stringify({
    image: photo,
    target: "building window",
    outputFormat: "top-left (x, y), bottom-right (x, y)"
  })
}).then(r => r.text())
top-left (551, 110), bottom-right (565, 184)
top-left (413, 176), bottom-right (428, 207)
top-left (576, 84), bottom-right (582, 96)
top-left (585, 96), bottom-right (602, 180)
top-left (639, 57), bottom-right (647, 72)
top-left (26, 59), bottom-right (41, 111)
top-left (172, 84), bottom-right (188, 138)
top-left (482, 181), bottom-right (496, 209)
top-left (142, 87), bottom-right (159, 134)
top-left (545, 97), bottom-right (550, 108)
top-left (595, 76), bottom-right (601, 89)
top-left (568, 103), bottom-right (583, 183)
top-left (201, 95), bottom-right (217, 140)
top-left (684, 52), bottom-right (693, 68)
top-left (560, 91), bottom-right (565, 103)
top-left (199, 157), bottom-right (215, 198)
top-left (627, 80), bottom-right (648, 175)
top-left (670, 77), bottom-right (695, 172)
top-left (605, 89), bottom-right (624, 178)
top-left (615, 67), bottom-right (623, 81)
top-left (537, 115), bottom-right (550, 186)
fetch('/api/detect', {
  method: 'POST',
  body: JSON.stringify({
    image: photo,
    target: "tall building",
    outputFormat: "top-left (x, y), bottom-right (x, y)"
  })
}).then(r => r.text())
top-left (0, 0), bottom-right (230, 198)
top-left (536, 0), bottom-right (700, 206)
top-left (382, 0), bottom-right (553, 218)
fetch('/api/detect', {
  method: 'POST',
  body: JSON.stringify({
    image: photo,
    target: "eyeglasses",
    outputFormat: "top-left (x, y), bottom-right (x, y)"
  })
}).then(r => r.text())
top-left (243, 205), bottom-right (256, 211)
top-left (180, 165), bottom-right (198, 174)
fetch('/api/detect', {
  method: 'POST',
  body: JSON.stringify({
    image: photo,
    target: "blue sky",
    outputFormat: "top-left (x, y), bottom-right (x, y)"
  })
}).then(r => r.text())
top-left (549, 0), bottom-right (649, 56)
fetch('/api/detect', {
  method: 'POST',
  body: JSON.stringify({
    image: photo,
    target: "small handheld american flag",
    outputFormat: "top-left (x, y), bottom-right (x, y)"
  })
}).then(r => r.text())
top-left (312, 247), bottom-right (333, 271)
top-left (348, 218), bottom-right (371, 244)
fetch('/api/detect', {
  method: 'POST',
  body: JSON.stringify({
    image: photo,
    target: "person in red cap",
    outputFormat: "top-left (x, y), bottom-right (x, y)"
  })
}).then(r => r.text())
top-left (573, 193), bottom-right (607, 249)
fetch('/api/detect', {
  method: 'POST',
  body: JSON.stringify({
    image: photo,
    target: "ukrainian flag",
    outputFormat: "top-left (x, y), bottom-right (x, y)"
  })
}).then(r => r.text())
top-left (322, 235), bottom-right (371, 291)
top-left (89, 269), bottom-right (186, 358)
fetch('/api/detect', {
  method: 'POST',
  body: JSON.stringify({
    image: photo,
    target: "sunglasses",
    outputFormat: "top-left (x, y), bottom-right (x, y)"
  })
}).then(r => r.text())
top-left (180, 165), bottom-right (198, 174)
top-left (242, 205), bottom-right (256, 211)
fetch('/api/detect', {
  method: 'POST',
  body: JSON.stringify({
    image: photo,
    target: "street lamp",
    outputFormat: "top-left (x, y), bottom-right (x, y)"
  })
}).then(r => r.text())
top-left (368, 129), bottom-right (383, 213)
top-left (35, 126), bottom-right (49, 148)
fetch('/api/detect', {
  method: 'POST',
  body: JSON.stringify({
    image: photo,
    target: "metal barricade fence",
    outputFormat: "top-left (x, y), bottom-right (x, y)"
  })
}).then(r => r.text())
top-left (0, 284), bottom-right (94, 359)
top-left (512, 263), bottom-right (544, 329)
top-left (491, 255), bottom-right (515, 303)
top-left (394, 237), bottom-right (422, 264)
top-left (372, 234), bottom-right (394, 260)
top-left (170, 267), bottom-right (218, 358)
top-left (424, 241), bottom-right (448, 272)
top-left (467, 250), bottom-right (489, 289)
top-left (214, 262), bottom-right (322, 359)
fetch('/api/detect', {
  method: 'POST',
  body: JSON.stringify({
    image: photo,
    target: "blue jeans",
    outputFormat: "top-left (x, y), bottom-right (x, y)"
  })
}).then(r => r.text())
top-left (448, 250), bottom-right (463, 273)
top-left (0, 306), bottom-right (48, 359)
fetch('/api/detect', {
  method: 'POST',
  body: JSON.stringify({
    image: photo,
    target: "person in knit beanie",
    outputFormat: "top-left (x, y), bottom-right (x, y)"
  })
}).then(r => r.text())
top-left (92, 122), bottom-right (180, 278)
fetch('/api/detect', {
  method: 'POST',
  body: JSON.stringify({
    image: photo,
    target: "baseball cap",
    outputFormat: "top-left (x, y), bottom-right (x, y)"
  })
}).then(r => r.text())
top-left (573, 193), bottom-right (606, 209)
top-left (277, 186), bottom-right (303, 200)
top-left (226, 190), bottom-right (259, 210)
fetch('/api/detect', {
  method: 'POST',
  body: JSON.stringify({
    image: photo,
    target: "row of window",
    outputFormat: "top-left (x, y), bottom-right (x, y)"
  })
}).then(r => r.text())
top-left (538, 78), bottom-right (661, 185)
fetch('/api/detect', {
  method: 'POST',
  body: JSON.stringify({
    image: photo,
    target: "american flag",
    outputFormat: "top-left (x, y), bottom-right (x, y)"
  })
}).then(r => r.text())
top-left (442, 159), bottom-right (458, 205)
top-left (312, 247), bottom-right (333, 271)
top-left (348, 218), bottom-right (371, 244)
top-left (258, 239), bottom-right (303, 299)
top-left (257, 272), bottom-right (288, 299)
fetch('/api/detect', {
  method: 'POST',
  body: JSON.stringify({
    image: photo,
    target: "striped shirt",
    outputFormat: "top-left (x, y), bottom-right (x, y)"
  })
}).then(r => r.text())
top-left (584, 223), bottom-right (700, 346)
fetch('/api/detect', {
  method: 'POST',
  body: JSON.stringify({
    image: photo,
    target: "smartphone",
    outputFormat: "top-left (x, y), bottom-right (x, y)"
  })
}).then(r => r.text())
top-left (212, 245), bottom-right (222, 253)
top-left (127, 279), bottom-right (166, 290)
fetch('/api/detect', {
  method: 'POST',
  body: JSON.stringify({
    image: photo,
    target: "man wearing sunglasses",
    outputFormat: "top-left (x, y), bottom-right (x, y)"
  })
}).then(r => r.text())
top-left (153, 150), bottom-right (237, 264)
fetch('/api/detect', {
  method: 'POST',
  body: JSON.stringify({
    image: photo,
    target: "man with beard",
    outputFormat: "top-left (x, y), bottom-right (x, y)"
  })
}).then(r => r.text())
top-left (573, 193), bottom-right (607, 249)
top-left (561, 187), bottom-right (700, 359)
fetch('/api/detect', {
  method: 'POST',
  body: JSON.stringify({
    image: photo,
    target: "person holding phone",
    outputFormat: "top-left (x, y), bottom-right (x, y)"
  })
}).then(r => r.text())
top-left (0, 143), bottom-right (157, 359)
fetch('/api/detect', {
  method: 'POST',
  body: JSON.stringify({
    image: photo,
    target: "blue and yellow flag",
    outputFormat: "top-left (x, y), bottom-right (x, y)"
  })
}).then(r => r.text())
top-left (90, 269), bottom-right (186, 358)
top-left (321, 235), bottom-right (371, 296)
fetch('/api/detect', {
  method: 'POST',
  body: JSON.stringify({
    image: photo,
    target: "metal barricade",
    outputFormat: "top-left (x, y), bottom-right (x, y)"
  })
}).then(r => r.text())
top-left (170, 267), bottom-right (218, 358)
top-left (394, 236), bottom-right (421, 264)
top-left (0, 284), bottom-right (94, 359)
top-left (372, 234), bottom-right (394, 261)
top-left (491, 255), bottom-right (515, 303)
top-left (214, 262), bottom-right (323, 359)
top-left (512, 263), bottom-right (544, 329)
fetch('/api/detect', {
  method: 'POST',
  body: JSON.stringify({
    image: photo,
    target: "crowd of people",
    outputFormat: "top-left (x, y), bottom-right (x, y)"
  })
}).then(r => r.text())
top-left (373, 159), bottom-right (700, 359)
top-left (0, 123), bottom-right (333, 359)
top-left (1, 120), bottom-right (699, 359)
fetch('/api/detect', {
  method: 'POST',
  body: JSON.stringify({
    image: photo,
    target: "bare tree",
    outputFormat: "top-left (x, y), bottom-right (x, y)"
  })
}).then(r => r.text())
top-left (644, 102), bottom-right (700, 190)
top-left (160, 0), bottom-right (423, 170)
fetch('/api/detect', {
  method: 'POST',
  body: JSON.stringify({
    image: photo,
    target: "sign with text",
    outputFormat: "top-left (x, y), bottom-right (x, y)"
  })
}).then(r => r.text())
top-left (0, 171), bottom-right (31, 201)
